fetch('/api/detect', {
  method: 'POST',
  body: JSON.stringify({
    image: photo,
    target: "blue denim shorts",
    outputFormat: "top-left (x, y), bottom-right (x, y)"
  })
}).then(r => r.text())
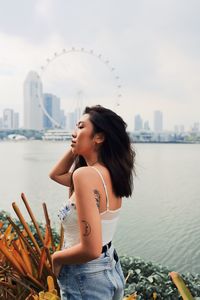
top-left (57, 246), bottom-right (125, 300)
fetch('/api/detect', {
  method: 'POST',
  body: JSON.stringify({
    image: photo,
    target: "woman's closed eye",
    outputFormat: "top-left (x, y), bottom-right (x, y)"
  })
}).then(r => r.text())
top-left (76, 121), bottom-right (85, 129)
top-left (76, 123), bottom-right (83, 129)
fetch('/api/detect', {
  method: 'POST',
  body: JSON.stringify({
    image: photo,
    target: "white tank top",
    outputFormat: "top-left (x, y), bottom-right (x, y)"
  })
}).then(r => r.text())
top-left (58, 167), bottom-right (121, 249)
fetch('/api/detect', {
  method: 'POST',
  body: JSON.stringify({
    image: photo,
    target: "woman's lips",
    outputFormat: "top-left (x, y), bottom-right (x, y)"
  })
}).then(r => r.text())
top-left (71, 140), bottom-right (76, 146)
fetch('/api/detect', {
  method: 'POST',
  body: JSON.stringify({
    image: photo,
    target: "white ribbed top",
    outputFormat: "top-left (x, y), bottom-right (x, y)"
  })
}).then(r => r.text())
top-left (58, 167), bottom-right (121, 249)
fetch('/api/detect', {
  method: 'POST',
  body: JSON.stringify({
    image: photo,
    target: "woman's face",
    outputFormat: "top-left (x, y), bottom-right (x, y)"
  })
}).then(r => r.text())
top-left (71, 114), bottom-right (96, 156)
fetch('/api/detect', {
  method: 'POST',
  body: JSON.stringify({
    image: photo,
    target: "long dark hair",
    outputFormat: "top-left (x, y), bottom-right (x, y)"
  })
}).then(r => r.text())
top-left (70, 105), bottom-right (136, 198)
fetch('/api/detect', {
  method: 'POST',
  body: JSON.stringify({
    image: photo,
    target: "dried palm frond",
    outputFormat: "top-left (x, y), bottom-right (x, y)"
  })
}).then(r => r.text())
top-left (0, 193), bottom-right (62, 299)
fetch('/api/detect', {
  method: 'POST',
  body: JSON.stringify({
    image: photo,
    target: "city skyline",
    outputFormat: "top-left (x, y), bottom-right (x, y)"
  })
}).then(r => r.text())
top-left (1, 98), bottom-right (199, 133)
top-left (0, 1), bottom-right (200, 131)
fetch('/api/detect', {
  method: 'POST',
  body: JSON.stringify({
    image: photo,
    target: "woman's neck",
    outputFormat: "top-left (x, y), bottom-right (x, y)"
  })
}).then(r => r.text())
top-left (86, 159), bottom-right (99, 166)
top-left (84, 154), bottom-right (100, 167)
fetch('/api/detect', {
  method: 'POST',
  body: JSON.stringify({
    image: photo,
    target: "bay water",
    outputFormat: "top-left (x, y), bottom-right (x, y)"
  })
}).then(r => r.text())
top-left (0, 140), bottom-right (200, 274)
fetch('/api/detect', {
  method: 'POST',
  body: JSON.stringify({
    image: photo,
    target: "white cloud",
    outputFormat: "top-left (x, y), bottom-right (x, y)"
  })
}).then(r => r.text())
top-left (0, 0), bottom-right (200, 130)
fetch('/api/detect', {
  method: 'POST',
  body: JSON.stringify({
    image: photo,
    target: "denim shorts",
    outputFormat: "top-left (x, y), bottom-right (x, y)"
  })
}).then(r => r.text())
top-left (57, 246), bottom-right (125, 300)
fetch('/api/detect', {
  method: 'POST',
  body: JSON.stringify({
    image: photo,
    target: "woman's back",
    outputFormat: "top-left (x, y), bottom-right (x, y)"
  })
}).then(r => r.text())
top-left (90, 165), bottom-right (122, 213)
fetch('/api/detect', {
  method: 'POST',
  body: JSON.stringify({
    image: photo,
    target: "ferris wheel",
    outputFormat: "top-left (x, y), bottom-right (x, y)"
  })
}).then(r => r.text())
top-left (37, 47), bottom-right (122, 128)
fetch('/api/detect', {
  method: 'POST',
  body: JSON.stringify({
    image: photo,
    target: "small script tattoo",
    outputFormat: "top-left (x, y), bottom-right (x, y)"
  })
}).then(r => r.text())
top-left (82, 220), bottom-right (91, 236)
top-left (93, 189), bottom-right (100, 210)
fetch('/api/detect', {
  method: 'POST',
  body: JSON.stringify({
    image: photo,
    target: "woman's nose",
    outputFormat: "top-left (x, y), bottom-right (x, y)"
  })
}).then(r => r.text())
top-left (72, 130), bottom-right (77, 138)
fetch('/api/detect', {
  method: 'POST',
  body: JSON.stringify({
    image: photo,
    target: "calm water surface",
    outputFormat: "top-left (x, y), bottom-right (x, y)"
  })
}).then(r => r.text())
top-left (0, 141), bottom-right (200, 274)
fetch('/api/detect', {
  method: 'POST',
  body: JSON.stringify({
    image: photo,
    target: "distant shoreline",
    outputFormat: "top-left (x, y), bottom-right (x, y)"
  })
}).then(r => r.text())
top-left (1, 139), bottom-right (200, 144)
top-left (0, 138), bottom-right (200, 145)
top-left (133, 141), bottom-right (200, 144)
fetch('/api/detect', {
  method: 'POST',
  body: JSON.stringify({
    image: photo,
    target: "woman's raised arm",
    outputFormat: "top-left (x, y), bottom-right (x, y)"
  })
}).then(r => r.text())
top-left (49, 148), bottom-right (76, 187)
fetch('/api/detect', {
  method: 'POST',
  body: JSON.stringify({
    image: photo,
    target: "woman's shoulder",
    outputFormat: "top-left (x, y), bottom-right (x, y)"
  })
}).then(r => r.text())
top-left (72, 166), bottom-right (97, 180)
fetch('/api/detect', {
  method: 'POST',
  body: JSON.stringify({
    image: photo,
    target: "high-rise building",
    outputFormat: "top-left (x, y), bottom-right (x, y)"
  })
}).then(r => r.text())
top-left (153, 110), bottom-right (163, 132)
top-left (60, 109), bottom-right (66, 129)
top-left (23, 71), bottom-right (43, 130)
top-left (144, 120), bottom-right (150, 131)
top-left (3, 109), bottom-right (13, 129)
top-left (43, 93), bottom-right (61, 129)
top-left (13, 112), bottom-right (19, 129)
top-left (2, 109), bottom-right (19, 129)
top-left (134, 114), bottom-right (143, 131)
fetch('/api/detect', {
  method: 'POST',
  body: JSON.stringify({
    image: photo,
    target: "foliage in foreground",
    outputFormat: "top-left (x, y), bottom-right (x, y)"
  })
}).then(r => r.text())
top-left (1, 194), bottom-right (200, 299)
top-left (0, 193), bottom-right (62, 299)
top-left (121, 256), bottom-right (200, 299)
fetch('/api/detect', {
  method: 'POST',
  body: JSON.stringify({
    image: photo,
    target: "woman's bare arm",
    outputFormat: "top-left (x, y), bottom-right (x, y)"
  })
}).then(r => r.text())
top-left (51, 167), bottom-right (102, 266)
top-left (49, 148), bottom-right (76, 186)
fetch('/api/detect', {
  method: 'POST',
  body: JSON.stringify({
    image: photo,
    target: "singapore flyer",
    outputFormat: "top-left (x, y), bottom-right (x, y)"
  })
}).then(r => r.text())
top-left (37, 47), bottom-right (122, 128)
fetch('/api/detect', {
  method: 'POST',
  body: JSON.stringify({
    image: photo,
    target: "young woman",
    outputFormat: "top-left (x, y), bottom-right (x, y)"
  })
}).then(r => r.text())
top-left (50, 105), bottom-right (135, 300)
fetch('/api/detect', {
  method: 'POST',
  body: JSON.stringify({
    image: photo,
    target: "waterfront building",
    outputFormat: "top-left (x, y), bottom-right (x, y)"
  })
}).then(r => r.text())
top-left (3, 109), bottom-right (13, 129)
top-left (2, 109), bottom-right (19, 129)
top-left (43, 93), bottom-right (62, 129)
top-left (134, 114), bottom-right (143, 131)
top-left (23, 71), bottom-right (43, 130)
top-left (174, 125), bottom-right (185, 133)
top-left (132, 130), bottom-right (153, 142)
top-left (153, 110), bottom-right (163, 133)
top-left (42, 129), bottom-right (72, 141)
top-left (0, 117), bottom-right (3, 129)
top-left (144, 120), bottom-right (150, 131)
top-left (192, 122), bottom-right (200, 133)
top-left (60, 109), bottom-right (66, 129)
top-left (13, 112), bottom-right (19, 129)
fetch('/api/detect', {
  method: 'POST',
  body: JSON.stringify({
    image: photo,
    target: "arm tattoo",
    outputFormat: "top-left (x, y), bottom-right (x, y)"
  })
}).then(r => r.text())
top-left (82, 220), bottom-right (91, 236)
top-left (93, 189), bottom-right (100, 210)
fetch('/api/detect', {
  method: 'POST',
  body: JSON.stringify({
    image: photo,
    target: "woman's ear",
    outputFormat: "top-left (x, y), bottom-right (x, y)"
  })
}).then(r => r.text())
top-left (94, 132), bottom-right (105, 145)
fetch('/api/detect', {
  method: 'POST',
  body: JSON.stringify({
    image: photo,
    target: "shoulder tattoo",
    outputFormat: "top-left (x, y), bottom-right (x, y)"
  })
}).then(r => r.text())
top-left (93, 189), bottom-right (100, 210)
top-left (82, 220), bottom-right (91, 236)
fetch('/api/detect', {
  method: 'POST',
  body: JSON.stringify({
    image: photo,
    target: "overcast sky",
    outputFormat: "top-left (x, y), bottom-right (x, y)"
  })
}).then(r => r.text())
top-left (0, 0), bottom-right (200, 130)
